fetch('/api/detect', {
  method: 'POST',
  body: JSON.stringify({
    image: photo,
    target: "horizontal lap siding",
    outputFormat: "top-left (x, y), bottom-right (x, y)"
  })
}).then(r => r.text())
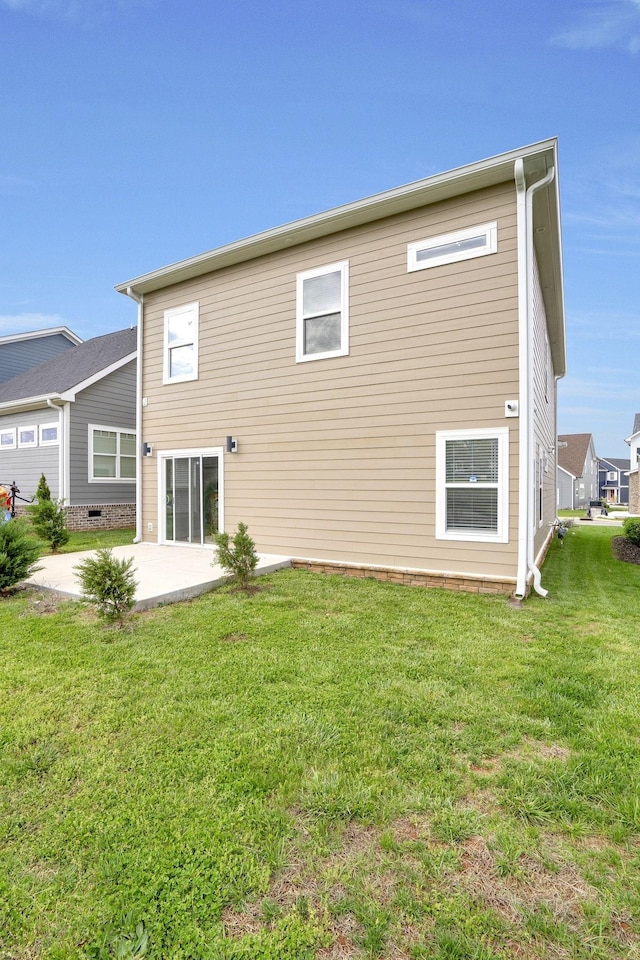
top-left (141, 182), bottom-right (520, 579)
top-left (69, 362), bottom-right (136, 505)
top-left (0, 408), bottom-right (60, 499)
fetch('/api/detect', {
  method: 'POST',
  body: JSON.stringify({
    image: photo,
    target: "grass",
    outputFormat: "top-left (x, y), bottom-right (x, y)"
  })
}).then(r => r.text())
top-left (43, 526), bottom-right (136, 555)
top-left (1, 523), bottom-right (639, 958)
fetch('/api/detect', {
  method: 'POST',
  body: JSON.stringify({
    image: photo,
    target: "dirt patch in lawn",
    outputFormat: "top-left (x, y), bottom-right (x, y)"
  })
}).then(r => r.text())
top-left (612, 536), bottom-right (640, 565)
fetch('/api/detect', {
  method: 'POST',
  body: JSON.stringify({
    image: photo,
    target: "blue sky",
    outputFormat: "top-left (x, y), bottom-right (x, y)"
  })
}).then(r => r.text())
top-left (1, 0), bottom-right (638, 459)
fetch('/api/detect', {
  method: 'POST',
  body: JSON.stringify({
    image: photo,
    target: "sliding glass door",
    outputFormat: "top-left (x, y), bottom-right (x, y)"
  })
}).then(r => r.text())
top-left (163, 453), bottom-right (220, 545)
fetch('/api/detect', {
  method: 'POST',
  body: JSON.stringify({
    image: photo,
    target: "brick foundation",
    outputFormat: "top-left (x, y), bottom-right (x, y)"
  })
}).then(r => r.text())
top-left (290, 559), bottom-right (516, 596)
top-left (63, 503), bottom-right (136, 531)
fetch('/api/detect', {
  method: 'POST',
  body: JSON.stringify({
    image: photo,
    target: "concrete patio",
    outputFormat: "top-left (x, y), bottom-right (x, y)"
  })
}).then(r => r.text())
top-left (26, 542), bottom-right (292, 611)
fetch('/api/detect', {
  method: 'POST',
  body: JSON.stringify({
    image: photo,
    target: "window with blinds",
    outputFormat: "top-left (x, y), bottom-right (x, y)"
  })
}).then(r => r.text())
top-left (436, 430), bottom-right (508, 542)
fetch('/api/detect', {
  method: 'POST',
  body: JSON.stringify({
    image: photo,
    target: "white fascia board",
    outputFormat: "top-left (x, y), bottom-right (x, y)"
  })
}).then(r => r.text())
top-left (116, 139), bottom-right (559, 297)
top-left (0, 326), bottom-right (82, 346)
top-left (59, 351), bottom-right (137, 401)
top-left (557, 464), bottom-right (576, 480)
top-left (0, 394), bottom-right (63, 414)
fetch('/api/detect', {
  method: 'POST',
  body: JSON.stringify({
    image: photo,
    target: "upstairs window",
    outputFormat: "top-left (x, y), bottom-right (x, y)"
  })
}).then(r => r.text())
top-left (296, 261), bottom-right (349, 362)
top-left (89, 425), bottom-right (137, 482)
top-left (408, 222), bottom-right (497, 272)
top-left (163, 302), bottom-right (199, 383)
top-left (436, 428), bottom-right (509, 543)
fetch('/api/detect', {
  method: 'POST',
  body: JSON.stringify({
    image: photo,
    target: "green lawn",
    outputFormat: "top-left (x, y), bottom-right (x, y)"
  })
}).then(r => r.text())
top-left (1, 525), bottom-right (639, 959)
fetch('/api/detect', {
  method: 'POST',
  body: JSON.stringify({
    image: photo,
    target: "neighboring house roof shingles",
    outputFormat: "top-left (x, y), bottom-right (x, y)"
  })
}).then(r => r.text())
top-left (557, 433), bottom-right (594, 479)
top-left (633, 413), bottom-right (640, 436)
top-left (0, 328), bottom-right (136, 405)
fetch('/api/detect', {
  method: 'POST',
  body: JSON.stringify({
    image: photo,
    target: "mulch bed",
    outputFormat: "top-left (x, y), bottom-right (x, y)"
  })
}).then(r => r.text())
top-left (612, 537), bottom-right (640, 565)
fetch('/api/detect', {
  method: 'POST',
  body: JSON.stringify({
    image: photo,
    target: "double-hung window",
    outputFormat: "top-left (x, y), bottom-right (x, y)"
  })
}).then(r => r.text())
top-left (296, 261), bottom-right (349, 362)
top-left (163, 302), bottom-right (199, 383)
top-left (436, 428), bottom-right (509, 542)
top-left (89, 425), bottom-right (137, 482)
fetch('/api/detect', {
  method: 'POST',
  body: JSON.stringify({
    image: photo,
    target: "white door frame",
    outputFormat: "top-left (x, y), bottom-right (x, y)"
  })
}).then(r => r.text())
top-left (157, 447), bottom-right (224, 546)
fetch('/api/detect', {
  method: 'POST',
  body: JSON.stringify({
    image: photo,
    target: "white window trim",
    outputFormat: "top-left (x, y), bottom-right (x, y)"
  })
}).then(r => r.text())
top-left (39, 422), bottom-right (59, 446)
top-left (88, 423), bottom-right (137, 483)
top-left (436, 427), bottom-right (509, 543)
top-left (408, 221), bottom-right (497, 272)
top-left (0, 427), bottom-right (17, 450)
top-left (163, 301), bottom-right (199, 384)
top-left (296, 260), bottom-right (349, 363)
top-left (18, 425), bottom-right (37, 448)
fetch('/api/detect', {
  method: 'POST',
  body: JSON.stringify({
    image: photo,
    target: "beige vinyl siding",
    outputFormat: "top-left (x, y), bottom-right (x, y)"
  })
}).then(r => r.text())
top-left (140, 181), bottom-right (521, 580)
top-left (531, 253), bottom-right (557, 560)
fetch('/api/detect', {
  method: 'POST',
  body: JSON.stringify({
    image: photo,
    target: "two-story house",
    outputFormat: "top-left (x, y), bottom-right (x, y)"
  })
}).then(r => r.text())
top-left (627, 413), bottom-right (640, 516)
top-left (0, 326), bottom-right (81, 385)
top-left (598, 457), bottom-right (630, 505)
top-left (116, 139), bottom-right (565, 599)
top-left (557, 433), bottom-right (599, 510)
top-left (0, 328), bottom-right (137, 530)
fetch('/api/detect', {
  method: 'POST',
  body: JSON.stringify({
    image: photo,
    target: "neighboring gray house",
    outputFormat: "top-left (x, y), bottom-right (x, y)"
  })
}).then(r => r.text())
top-left (0, 326), bottom-right (82, 384)
top-left (626, 413), bottom-right (640, 516)
top-left (557, 433), bottom-right (599, 509)
top-left (0, 328), bottom-right (137, 530)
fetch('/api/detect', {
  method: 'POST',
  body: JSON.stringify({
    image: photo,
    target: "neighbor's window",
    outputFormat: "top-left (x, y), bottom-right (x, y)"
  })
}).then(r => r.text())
top-left (89, 425), bottom-right (137, 482)
top-left (408, 222), bottom-right (497, 272)
top-left (39, 422), bottom-right (59, 446)
top-left (296, 260), bottom-right (349, 362)
top-left (436, 428), bottom-right (509, 542)
top-left (0, 428), bottom-right (16, 450)
top-left (163, 302), bottom-right (199, 383)
top-left (18, 426), bottom-right (37, 448)
top-left (607, 471), bottom-right (616, 482)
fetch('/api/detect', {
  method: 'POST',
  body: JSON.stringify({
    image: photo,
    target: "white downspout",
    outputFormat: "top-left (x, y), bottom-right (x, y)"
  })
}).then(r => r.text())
top-left (125, 286), bottom-right (144, 543)
top-left (46, 398), bottom-right (67, 502)
top-left (514, 160), bottom-right (556, 598)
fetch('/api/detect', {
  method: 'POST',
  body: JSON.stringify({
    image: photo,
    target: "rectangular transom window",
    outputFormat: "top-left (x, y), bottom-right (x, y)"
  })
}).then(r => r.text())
top-left (39, 422), bottom-right (59, 446)
top-left (0, 428), bottom-right (16, 450)
top-left (18, 426), bottom-right (37, 448)
top-left (89, 425), bottom-right (137, 482)
top-left (408, 222), bottom-right (497, 272)
top-left (296, 260), bottom-right (349, 362)
top-left (436, 428), bottom-right (509, 542)
top-left (163, 302), bottom-right (199, 384)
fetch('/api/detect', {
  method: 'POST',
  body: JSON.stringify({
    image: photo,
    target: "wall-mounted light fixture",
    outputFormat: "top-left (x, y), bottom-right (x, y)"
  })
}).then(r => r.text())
top-left (142, 442), bottom-right (153, 457)
top-left (226, 436), bottom-right (238, 453)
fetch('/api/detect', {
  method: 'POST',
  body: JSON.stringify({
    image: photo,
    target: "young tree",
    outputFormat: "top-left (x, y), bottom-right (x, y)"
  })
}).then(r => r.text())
top-left (213, 522), bottom-right (258, 590)
top-left (28, 474), bottom-right (69, 552)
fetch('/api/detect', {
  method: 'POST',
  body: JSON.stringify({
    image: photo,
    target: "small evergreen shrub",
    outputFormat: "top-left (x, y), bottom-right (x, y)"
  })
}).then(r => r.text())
top-left (213, 521), bottom-right (258, 589)
top-left (74, 548), bottom-right (138, 626)
top-left (623, 516), bottom-right (640, 548)
top-left (28, 498), bottom-right (70, 551)
top-left (35, 473), bottom-right (51, 502)
top-left (28, 473), bottom-right (69, 552)
top-left (0, 519), bottom-right (42, 593)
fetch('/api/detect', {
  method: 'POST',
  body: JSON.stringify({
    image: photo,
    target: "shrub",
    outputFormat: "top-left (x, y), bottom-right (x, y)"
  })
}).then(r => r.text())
top-left (74, 548), bottom-right (138, 626)
top-left (623, 517), bottom-right (640, 548)
top-left (28, 498), bottom-right (70, 551)
top-left (0, 519), bottom-right (42, 593)
top-left (213, 521), bottom-right (258, 589)
top-left (35, 473), bottom-right (51, 502)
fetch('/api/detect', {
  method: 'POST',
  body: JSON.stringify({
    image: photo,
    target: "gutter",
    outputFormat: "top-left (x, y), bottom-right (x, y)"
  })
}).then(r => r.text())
top-left (125, 287), bottom-right (144, 543)
top-left (46, 397), bottom-right (68, 503)
top-left (514, 160), bottom-right (556, 598)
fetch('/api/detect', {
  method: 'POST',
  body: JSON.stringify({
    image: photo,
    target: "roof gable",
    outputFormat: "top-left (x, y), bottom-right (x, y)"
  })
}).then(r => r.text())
top-left (0, 328), bottom-right (137, 408)
top-left (558, 433), bottom-right (596, 478)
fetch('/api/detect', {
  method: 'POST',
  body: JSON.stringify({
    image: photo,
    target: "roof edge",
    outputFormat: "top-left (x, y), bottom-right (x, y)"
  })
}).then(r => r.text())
top-left (116, 138), bottom-right (559, 297)
top-left (0, 326), bottom-right (82, 347)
